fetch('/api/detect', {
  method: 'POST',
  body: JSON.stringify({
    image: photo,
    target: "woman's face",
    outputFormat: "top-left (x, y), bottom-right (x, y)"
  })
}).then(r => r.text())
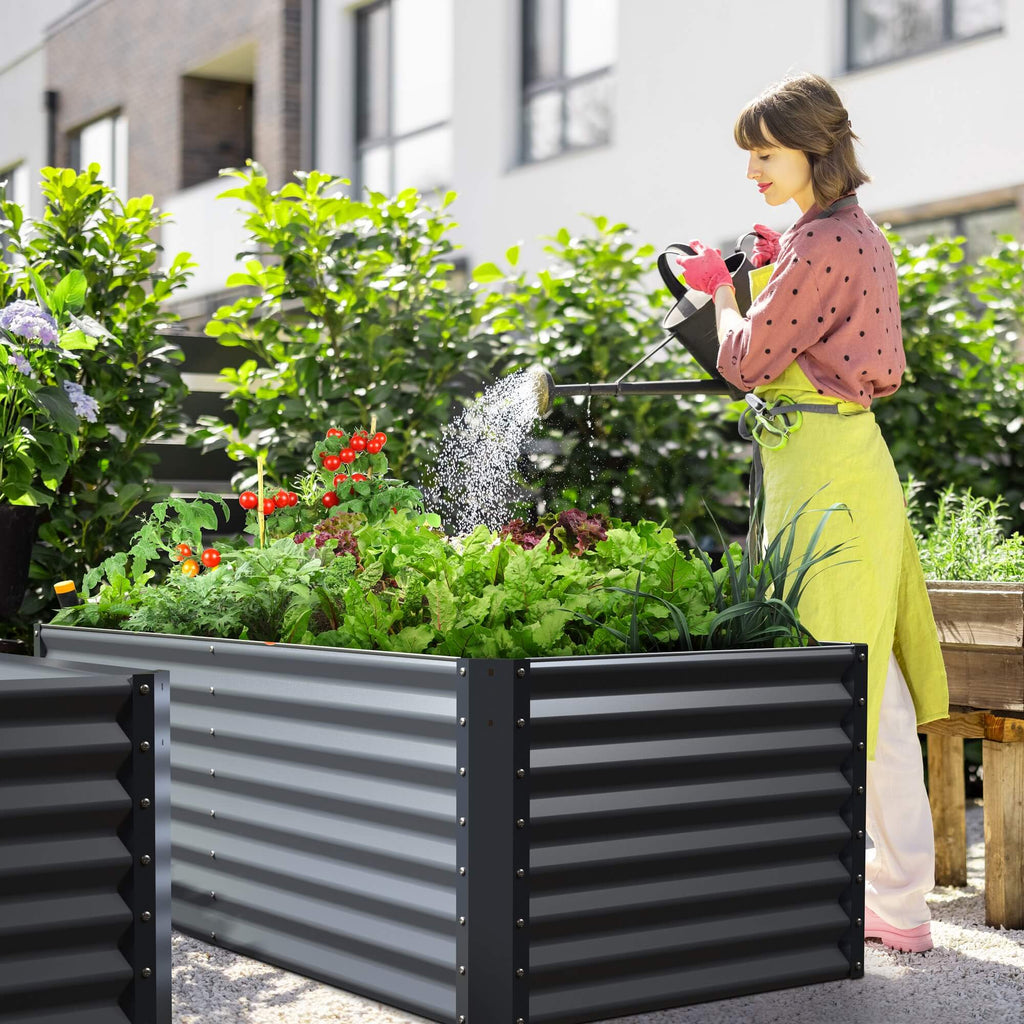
top-left (745, 123), bottom-right (815, 212)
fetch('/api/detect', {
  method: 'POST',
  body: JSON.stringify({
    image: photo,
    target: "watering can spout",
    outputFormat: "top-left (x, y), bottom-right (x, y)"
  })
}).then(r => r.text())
top-left (526, 366), bottom-right (557, 418)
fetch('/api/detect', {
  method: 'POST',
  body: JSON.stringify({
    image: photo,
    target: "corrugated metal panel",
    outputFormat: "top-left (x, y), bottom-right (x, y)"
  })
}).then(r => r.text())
top-left (0, 654), bottom-right (171, 1024)
top-left (522, 646), bottom-right (866, 1024)
top-left (37, 627), bottom-right (461, 1024)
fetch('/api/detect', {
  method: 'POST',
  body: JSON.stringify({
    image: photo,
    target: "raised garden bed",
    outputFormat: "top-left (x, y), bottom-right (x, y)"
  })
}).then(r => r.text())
top-left (38, 624), bottom-right (867, 1024)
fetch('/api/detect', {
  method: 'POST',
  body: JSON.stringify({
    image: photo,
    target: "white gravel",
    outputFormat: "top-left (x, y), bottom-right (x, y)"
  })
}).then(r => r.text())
top-left (172, 799), bottom-right (1024, 1024)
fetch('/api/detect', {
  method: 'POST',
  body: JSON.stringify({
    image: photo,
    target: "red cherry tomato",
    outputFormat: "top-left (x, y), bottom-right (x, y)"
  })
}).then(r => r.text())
top-left (372, 432), bottom-right (387, 447)
top-left (286, 491), bottom-right (299, 506)
top-left (351, 473), bottom-right (368, 482)
top-left (180, 558), bottom-right (200, 577)
top-left (366, 439), bottom-right (383, 455)
top-left (322, 454), bottom-right (342, 471)
top-left (333, 473), bottom-right (349, 487)
top-left (338, 448), bottom-right (356, 464)
top-left (262, 497), bottom-right (276, 515)
top-left (326, 428), bottom-right (345, 439)
top-left (350, 435), bottom-right (367, 452)
top-left (274, 490), bottom-right (290, 508)
top-left (239, 490), bottom-right (258, 509)
top-left (322, 491), bottom-right (340, 508)
top-left (201, 548), bottom-right (221, 568)
top-left (391, 506), bottom-right (398, 513)
top-left (173, 543), bottom-right (192, 562)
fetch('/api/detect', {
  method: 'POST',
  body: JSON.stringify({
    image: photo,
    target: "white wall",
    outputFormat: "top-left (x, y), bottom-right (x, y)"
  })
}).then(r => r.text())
top-left (317, 0), bottom-right (1024, 274)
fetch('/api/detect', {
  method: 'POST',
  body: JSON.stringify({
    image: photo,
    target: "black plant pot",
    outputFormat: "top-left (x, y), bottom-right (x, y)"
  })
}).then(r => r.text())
top-left (0, 504), bottom-right (39, 619)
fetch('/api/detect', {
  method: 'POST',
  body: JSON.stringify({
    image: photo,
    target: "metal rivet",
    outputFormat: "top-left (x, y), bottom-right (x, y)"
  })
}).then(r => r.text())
top-left (516, 768), bottom-right (526, 778)
top-left (516, 968), bottom-right (525, 978)
top-left (515, 918), bottom-right (526, 928)
top-left (516, 718), bottom-right (526, 728)
top-left (210, 891), bottom-right (216, 899)
top-left (459, 667), bottom-right (466, 676)
top-left (458, 767), bottom-right (466, 776)
top-left (459, 717), bottom-right (467, 727)
top-left (858, 652), bottom-right (865, 661)
top-left (141, 967), bottom-right (152, 978)
top-left (458, 1017), bottom-right (465, 1024)
top-left (516, 668), bottom-right (525, 677)
top-left (209, 645), bottom-right (215, 654)
top-left (858, 697), bottom-right (866, 706)
top-left (458, 866), bottom-right (466, 876)
top-left (210, 932), bottom-right (216, 941)
top-left (458, 965), bottom-right (466, 975)
top-left (141, 911), bottom-right (152, 922)
top-left (459, 817), bottom-right (467, 827)
top-left (517, 1019), bottom-right (526, 1024)
top-left (140, 855), bottom-right (151, 865)
top-left (210, 728), bottom-right (216, 736)
top-left (210, 809), bottom-right (216, 817)
top-left (857, 786), bottom-right (865, 795)
top-left (210, 769), bottom-right (216, 776)
top-left (210, 851), bottom-right (216, 859)
top-left (516, 868), bottom-right (525, 878)
top-left (857, 742), bottom-right (865, 751)
top-left (856, 917), bottom-right (863, 926)
top-left (139, 798), bottom-right (151, 809)
top-left (139, 741), bottom-right (151, 752)
top-left (856, 874), bottom-right (864, 883)
top-left (458, 916), bottom-right (466, 926)
top-left (855, 962), bottom-right (862, 971)
top-left (516, 819), bottom-right (526, 829)
top-left (210, 687), bottom-right (215, 695)
top-left (139, 684), bottom-right (151, 695)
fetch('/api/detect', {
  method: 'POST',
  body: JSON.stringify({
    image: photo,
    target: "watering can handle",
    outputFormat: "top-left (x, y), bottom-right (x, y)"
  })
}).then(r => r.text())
top-left (657, 242), bottom-right (694, 300)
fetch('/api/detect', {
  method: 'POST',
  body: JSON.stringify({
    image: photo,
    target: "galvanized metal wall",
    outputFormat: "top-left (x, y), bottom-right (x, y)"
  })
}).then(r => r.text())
top-left (520, 645), bottom-right (867, 1024)
top-left (37, 626), bottom-right (462, 1023)
top-left (0, 653), bottom-right (171, 1024)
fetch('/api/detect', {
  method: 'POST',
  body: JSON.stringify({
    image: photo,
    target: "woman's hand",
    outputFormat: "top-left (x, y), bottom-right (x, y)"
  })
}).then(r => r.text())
top-left (675, 241), bottom-right (734, 296)
top-left (751, 224), bottom-right (781, 268)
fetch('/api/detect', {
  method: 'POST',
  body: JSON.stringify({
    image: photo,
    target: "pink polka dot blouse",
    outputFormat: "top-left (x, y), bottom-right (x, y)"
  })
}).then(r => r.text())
top-left (717, 197), bottom-right (906, 407)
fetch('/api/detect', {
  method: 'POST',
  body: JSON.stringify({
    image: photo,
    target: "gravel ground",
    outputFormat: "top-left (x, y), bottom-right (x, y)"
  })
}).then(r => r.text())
top-left (172, 799), bottom-right (1024, 1024)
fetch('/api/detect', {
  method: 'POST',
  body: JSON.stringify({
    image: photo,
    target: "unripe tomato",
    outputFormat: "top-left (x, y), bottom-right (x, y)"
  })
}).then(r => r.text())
top-left (322, 491), bottom-right (340, 508)
top-left (350, 435), bottom-right (367, 452)
top-left (274, 490), bottom-right (290, 508)
top-left (180, 558), bottom-right (200, 577)
top-left (326, 428), bottom-right (345, 439)
top-left (322, 454), bottom-right (342, 471)
top-left (262, 497), bottom-right (276, 515)
top-left (286, 491), bottom-right (299, 506)
top-left (366, 439), bottom-right (383, 454)
top-left (372, 432), bottom-right (387, 447)
top-left (351, 473), bottom-right (368, 482)
top-left (338, 448), bottom-right (356, 464)
top-left (333, 473), bottom-right (349, 487)
top-left (173, 543), bottom-right (192, 562)
top-left (201, 548), bottom-right (221, 568)
top-left (238, 490), bottom-right (258, 509)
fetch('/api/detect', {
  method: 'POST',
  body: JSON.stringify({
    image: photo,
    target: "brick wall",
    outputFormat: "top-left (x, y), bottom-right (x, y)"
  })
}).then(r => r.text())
top-left (45, 0), bottom-right (303, 199)
top-left (181, 76), bottom-right (253, 188)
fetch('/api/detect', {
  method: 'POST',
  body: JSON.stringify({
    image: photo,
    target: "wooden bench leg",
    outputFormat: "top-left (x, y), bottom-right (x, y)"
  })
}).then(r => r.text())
top-left (983, 737), bottom-right (1024, 929)
top-left (926, 733), bottom-right (967, 887)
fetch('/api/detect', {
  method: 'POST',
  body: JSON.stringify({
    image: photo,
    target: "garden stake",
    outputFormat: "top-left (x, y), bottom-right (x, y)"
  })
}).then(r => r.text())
top-left (257, 455), bottom-right (266, 548)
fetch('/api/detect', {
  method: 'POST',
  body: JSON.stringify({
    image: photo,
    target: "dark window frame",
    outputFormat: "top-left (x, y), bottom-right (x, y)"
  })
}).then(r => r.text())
top-left (519, 0), bottom-right (615, 165)
top-left (845, 0), bottom-right (1004, 71)
top-left (892, 203), bottom-right (1019, 259)
top-left (67, 108), bottom-right (126, 192)
top-left (353, 0), bottom-right (452, 196)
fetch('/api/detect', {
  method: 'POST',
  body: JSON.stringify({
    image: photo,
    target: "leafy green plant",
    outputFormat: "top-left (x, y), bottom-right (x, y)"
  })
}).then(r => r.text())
top-left (191, 163), bottom-right (507, 487)
top-left (909, 480), bottom-right (1024, 581)
top-left (0, 165), bottom-right (194, 629)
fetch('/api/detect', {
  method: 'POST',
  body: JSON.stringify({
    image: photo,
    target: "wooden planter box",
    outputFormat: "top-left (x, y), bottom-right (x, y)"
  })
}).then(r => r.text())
top-left (38, 625), bottom-right (867, 1024)
top-left (921, 581), bottom-right (1024, 929)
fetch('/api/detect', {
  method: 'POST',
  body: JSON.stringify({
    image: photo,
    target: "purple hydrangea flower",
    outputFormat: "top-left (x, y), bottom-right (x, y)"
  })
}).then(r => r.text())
top-left (0, 300), bottom-right (59, 347)
top-left (62, 380), bottom-right (100, 423)
top-left (10, 352), bottom-right (32, 376)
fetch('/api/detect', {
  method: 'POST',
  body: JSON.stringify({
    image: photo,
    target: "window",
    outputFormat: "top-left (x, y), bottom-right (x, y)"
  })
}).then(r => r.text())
top-left (895, 204), bottom-right (1018, 257)
top-left (521, 0), bottom-right (616, 163)
top-left (355, 0), bottom-right (453, 196)
top-left (180, 77), bottom-right (254, 189)
top-left (0, 163), bottom-right (30, 210)
top-left (848, 0), bottom-right (1003, 69)
top-left (68, 112), bottom-right (128, 197)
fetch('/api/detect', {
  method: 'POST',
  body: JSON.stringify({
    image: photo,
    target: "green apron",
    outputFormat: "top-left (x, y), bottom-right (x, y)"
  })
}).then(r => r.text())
top-left (753, 360), bottom-right (949, 761)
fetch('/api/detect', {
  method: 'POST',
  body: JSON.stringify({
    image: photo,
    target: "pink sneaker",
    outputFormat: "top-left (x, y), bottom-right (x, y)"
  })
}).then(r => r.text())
top-left (864, 907), bottom-right (933, 953)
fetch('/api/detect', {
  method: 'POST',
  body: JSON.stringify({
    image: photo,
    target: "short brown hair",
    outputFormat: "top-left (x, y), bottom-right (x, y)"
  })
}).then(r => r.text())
top-left (734, 73), bottom-right (870, 209)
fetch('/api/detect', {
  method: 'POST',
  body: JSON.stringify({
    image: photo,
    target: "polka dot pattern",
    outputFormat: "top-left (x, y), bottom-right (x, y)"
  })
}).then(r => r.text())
top-left (715, 199), bottom-right (905, 407)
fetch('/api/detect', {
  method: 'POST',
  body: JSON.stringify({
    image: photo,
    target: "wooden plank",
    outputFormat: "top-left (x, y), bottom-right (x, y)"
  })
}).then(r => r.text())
top-left (926, 581), bottom-right (1024, 649)
top-left (939, 647), bottom-right (1024, 711)
top-left (918, 711), bottom-right (987, 738)
top-left (926, 734), bottom-right (967, 887)
top-left (982, 738), bottom-right (1024, 929)
top-left (984, 715), bottom-right (1024, 743)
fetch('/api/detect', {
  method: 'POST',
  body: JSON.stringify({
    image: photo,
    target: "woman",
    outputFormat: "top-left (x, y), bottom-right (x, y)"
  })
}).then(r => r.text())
top-left (676, 73), bottom-right (949, 954)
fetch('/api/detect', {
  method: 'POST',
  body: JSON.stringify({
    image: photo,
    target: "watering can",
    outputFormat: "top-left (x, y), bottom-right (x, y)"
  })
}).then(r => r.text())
top-left (531, 233), bottom-right (763, 416)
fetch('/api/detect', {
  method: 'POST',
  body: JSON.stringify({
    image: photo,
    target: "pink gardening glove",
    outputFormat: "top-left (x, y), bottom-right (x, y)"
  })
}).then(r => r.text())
top-left (751, 223), bottom-right (781, 268)
top-left (674, 241), bottom-right (733, 296)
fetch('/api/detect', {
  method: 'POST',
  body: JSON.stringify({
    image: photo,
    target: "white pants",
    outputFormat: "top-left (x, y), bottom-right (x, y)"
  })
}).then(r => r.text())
top-left (864, 651), bottom-right (936, 929)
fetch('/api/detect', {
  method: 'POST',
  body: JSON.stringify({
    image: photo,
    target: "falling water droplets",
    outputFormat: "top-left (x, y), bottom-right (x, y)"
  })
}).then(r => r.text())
top-left (423, 370), bottom-right (543, 535)
top-left (585, 395), bottom-right (596, 486)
